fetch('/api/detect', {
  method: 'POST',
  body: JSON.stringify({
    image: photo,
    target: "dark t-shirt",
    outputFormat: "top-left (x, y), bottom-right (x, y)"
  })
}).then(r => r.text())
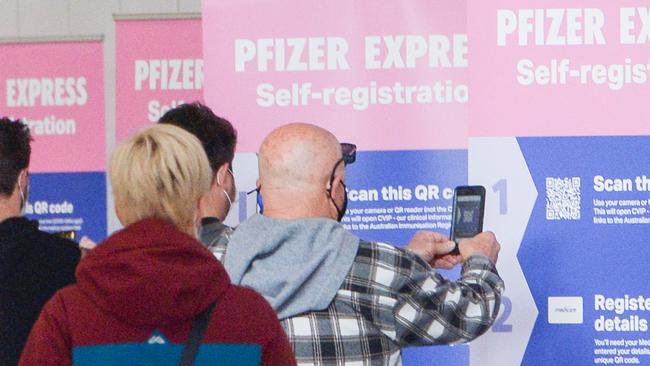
top-left (0, 217), bottom-right (80, 366)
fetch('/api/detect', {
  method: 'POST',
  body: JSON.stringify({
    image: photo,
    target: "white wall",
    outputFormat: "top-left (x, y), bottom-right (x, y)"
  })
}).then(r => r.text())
top-left (0, 0), bottom-right (202, 234)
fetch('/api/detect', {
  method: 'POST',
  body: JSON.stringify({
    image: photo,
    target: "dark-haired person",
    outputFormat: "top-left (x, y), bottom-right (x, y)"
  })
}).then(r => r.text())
top-left (19, 124), bottom-right (295, 366)
top-left (158, 102), bottom-right (237, 259)
top-left (0, 117), bottom-right (80, 366)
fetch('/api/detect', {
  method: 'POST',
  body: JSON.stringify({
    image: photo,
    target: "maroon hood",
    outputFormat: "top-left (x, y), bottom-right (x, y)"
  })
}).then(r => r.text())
top-left (76, 218), bottom-right (230, 326)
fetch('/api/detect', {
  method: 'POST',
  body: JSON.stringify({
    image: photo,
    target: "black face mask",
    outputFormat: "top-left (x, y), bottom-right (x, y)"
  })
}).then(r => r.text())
top-left (327, 158), bottom-right (348, 222)
top-left (334, 182), bottom-right (348, 222)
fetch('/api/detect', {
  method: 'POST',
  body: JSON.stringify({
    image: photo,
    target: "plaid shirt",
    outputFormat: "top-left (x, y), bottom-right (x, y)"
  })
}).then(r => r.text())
top-left (199, 218), bottom-right (234, 261)
top-left (204, 230), bottom-right (504, 366)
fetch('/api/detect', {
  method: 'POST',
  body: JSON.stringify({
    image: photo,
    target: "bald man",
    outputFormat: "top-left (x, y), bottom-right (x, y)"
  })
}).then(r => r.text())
top-left (218, 123), bottom-right (504, 365)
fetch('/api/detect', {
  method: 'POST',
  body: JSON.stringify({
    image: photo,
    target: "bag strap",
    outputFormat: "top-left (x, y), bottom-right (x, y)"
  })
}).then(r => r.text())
top-left (178, 302), bottom-right (217, 366)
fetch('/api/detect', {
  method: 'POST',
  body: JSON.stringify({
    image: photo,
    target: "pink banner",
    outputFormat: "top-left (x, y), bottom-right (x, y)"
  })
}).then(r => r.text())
top-left (115, 17), bottom-right (203, 143)
top-left (469, 0), bottom-right (650, 137)
top-left (0, 40), bottom-right (105, 173)
top-left (203, 0), bottom-right (468, 152)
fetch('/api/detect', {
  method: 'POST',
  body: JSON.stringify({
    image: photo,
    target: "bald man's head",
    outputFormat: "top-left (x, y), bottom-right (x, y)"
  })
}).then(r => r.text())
top-left (259, 123), bottom-right (342, 192)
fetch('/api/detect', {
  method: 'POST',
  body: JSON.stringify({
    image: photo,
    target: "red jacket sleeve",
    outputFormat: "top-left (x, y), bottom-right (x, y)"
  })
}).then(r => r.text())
top-left (261, 309), bottom-right (296, 366)
top-left (19, 292), bottom-right (72, 366)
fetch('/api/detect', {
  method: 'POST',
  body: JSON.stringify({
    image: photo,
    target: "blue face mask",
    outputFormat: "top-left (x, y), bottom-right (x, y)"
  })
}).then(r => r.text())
top-left (248, 187), bottom-right (264, 214)
top-left (256, 189), bottom-right (264, 214)
top-left (217, 168), bottom-right (235, 211)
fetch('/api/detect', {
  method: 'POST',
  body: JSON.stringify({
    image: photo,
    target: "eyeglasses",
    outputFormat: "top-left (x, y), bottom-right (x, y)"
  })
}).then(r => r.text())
top-left (340, 143), bottom-right (356, 165)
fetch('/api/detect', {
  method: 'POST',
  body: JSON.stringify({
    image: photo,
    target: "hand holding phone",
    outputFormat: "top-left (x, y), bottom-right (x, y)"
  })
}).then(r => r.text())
top-left (405, 231), bottom-right (459, 269)
top-left (449, 185), bottom-right (486, 255)
top-left (79, 236), bottom-right (97, 258)
top-left (459, 231), bottom-right (501, 264)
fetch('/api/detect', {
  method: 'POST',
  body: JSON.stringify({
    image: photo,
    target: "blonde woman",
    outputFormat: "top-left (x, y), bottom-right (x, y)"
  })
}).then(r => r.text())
top-left (20, 124), bottom-right (295, 366)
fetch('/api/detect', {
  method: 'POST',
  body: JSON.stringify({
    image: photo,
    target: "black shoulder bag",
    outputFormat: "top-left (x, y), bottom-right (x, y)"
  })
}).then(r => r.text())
top-left (178, 302), bottom-right (217, 366)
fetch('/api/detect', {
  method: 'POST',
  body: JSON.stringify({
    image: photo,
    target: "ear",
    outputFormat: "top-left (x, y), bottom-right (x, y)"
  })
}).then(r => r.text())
top-left (215, 163), bottom-right (230, 186)
top-left (330, 175), bottom-right (345, 194)
top-left (115, 203), bottom-right (126, 227)
top-left (17, 169), bottom-right (28, 191)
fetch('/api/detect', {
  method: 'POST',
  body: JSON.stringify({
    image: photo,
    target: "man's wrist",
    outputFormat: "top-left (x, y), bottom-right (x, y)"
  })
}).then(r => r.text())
top-left (462, 254), bottom-right (495, 268)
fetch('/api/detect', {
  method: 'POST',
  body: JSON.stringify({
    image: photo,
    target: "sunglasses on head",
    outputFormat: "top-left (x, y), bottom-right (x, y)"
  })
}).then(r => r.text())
top-left (340, 143), bottom-right (356, 165)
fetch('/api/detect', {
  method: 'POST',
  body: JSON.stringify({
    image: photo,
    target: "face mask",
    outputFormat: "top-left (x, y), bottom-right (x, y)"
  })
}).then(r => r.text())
top-left (246, 186), bottom-right (264, 214)
top-left (256, 190), bottom-right (264, 214)
top-left (327, 158), bottom-right (348, 222)
top-left (216, 168), bottom-right (235, 211)
top-left (329, 181), bottom-right (348, 222)
top-left (221, 188), bottom-right (233, 210)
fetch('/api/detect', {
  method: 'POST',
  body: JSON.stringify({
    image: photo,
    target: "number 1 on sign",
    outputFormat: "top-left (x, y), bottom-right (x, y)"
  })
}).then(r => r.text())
top-left (493, 179), bottom-right (507, 215)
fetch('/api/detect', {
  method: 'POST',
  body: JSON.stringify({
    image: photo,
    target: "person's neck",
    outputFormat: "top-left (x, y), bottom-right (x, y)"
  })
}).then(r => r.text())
top-left (262, 189), bottom-right (333, 220)
top-left (0, 198), bottom-right (21, 223)
top-left (263, 207), bottom-right (324, 220)
top-left (200, 207), bottom-right (226, 222)
top-left (198, 191), bottom-right (230, 222)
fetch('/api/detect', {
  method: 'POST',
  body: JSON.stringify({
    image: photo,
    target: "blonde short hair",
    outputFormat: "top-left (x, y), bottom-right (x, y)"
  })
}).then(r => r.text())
top-left (109, 124), bottom-right (212, 230)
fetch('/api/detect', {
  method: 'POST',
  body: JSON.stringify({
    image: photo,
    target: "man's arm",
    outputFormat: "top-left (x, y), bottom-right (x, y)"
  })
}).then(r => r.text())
top-left (406, 231), bottom-right (500, 268)
top-left (392, 234), bottom-right (504, 346)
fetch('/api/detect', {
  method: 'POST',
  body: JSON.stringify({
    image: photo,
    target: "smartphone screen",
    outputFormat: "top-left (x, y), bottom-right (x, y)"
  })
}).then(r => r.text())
top-left (55, 230), bottom-right (77, 241)
top-left (450, 185), bottom-right (486, 244)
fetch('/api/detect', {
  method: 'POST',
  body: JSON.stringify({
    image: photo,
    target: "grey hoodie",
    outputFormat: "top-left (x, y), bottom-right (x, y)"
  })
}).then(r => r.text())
top-left (223, 214), bottom-right (360, 319)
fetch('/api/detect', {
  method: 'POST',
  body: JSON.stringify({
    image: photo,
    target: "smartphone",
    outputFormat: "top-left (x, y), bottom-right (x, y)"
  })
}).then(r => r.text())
top-left (55, 230), bottom-right (76, 241)
top-left (449, 185), bottom-right (486, 254)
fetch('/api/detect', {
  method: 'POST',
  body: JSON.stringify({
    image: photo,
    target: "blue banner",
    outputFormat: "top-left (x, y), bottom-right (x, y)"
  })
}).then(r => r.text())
top-left (345, 149), bottom-right (469, 366)
top-left (517, 136), bottom-right (650, 365)
top-left (345, 150), bottom-right (467, 246)
top-left (25, 172), bottom-right (107, 243)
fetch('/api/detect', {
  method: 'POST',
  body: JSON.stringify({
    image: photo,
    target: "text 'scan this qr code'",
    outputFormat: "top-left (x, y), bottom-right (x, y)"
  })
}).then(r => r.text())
top-left (546, 177), bottom-right (581, 220)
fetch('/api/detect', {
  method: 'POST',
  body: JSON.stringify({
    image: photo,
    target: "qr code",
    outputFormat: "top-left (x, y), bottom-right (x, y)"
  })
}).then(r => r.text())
top-left (545, 177), bottom-right (581, 220)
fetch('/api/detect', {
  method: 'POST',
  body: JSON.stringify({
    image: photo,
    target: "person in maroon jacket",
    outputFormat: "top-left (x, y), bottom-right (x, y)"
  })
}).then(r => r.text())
top-left (19, 124), bottom-right (295, 366)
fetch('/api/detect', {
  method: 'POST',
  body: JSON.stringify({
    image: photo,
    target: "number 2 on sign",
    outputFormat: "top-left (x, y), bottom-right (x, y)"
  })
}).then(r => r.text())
top-left (492, 296), bottom-right (513, 332)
